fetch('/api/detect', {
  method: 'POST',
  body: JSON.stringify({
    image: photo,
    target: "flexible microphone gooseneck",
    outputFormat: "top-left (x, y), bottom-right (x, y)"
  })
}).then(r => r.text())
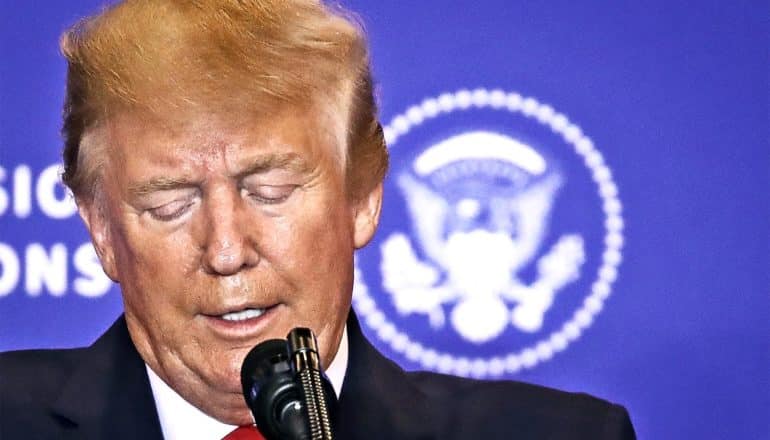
top-left (287, 328), bottom-right (335, 440)
top-left (240, 328), bottom-right (337, 440)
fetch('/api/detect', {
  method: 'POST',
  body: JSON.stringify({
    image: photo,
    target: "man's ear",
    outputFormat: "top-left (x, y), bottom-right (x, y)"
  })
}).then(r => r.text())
top-left (77, 196), bottom-right (119, 282)
top-left (352, 182), bottom-right (383, 249)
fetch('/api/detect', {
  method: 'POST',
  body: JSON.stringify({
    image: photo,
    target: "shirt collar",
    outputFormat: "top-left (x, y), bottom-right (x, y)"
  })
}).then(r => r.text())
top-left (147, 325), bottom-right (348, 439)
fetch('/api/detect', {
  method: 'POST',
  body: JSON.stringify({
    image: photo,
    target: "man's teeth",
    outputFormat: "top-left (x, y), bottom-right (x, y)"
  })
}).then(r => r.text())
top-left (220, 308), bottom-right (265, 321)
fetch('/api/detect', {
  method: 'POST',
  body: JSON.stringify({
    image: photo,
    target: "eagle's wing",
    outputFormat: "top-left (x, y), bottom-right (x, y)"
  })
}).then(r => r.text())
top-left (397, 173), bottom-right (450, 269)
top-left (503, 174), bottom-right (562, 271)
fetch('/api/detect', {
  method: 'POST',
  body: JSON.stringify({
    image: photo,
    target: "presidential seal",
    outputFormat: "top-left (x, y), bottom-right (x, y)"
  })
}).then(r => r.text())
top-left (353, 88), bottom-right (624, 378)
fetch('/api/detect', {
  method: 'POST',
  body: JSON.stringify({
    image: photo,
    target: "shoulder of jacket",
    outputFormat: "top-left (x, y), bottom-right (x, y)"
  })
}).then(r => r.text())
top-left (0, 347), bottom-right (87, 404)
top-left (404, 370), bottom-right (635, 439)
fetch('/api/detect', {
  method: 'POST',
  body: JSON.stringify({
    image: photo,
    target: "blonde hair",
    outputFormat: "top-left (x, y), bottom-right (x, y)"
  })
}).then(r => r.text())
top-left (60, 0), bottom-right (387, 201)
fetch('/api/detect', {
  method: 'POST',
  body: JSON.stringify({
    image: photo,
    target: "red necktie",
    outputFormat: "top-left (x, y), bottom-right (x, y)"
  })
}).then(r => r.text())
top-left (222, 425), bottom-right (266, 440)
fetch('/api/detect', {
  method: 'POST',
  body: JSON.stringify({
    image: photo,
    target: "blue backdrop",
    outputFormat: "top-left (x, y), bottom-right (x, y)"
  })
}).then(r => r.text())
top-left (1, 2), bottom-right (768, 439)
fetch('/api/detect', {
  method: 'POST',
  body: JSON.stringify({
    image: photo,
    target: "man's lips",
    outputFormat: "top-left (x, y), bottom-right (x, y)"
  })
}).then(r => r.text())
top-left (202, 300), bottom-right (279, 318)
top-left (200, 304), bottom-right (281, 339)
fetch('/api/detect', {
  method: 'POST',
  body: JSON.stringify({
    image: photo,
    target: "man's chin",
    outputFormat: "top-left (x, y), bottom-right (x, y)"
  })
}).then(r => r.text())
top-left (188, 374), bottom-right (254, 423)
top-left (205, 366), bottom-right (247, 396)
top-left (201, 397), bottom-right (255, 426)
top-left (218, 409), bottom-right (256, 426)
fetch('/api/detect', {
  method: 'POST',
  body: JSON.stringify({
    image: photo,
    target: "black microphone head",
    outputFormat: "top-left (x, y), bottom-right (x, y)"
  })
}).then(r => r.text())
top-left (240, 339), bottom-right (310, 440)
top-left (240, 339), bottom-right (290, 405)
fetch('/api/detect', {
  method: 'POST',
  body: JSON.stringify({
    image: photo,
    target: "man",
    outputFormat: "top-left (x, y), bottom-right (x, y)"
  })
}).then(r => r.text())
top-left (0, 1), bottom-right (636, 438)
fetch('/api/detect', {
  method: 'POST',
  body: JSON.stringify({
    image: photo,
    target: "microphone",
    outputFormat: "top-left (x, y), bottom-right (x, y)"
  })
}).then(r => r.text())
top-left (241, 328), bottom-right (337, 440)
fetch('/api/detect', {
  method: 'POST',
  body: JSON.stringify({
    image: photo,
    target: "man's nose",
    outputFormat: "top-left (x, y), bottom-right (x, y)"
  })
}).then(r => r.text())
top-left (198, 188), bottom-right (260, 275)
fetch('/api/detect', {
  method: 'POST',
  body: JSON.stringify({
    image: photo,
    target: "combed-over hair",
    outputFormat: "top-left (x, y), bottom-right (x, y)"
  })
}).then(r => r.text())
top-left (60, 0), bottom-right (387, 201)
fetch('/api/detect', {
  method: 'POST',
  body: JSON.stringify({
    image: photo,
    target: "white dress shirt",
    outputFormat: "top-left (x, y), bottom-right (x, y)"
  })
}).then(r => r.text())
top-left (147, 326), bottom-right (349, 439)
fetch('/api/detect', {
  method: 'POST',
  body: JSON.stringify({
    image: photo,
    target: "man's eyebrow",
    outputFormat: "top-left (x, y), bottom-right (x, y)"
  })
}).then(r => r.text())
top-left (236, 152), bottom-right (313, 178)
top-left (128, 177), bottom-right (195, 197)
top-left (127, 154), bottom-right (312, 196)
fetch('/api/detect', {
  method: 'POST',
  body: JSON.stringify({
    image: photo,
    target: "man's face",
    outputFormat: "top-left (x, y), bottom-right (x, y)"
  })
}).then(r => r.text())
top-left (80, 106), bottom-right (381, 424)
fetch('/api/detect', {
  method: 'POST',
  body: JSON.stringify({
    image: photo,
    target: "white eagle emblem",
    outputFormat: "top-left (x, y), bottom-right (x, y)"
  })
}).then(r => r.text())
top-left (380, 131), bottom-right (585, 344)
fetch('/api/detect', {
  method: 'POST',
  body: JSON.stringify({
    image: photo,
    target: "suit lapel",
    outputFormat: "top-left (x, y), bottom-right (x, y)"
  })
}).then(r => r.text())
top-left (337, 311), bottom-right (435, 440)
top-left (50, 316), bottom-right (165, 440)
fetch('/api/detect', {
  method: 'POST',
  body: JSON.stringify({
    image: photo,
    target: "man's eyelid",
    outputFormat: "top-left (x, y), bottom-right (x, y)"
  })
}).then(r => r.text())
top-left (240, 182), bottom-right (299, 206)
top-left (146, 197), bottom-right (197, 222)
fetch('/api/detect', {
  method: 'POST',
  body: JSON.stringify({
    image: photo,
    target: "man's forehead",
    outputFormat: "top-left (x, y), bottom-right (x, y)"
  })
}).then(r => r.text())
top-left (101, 105), bottom-right (345, 185)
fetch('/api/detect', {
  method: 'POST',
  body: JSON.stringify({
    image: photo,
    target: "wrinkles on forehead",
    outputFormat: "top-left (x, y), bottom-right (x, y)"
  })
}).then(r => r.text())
top-left (96, 99), bottom-right (347, 194)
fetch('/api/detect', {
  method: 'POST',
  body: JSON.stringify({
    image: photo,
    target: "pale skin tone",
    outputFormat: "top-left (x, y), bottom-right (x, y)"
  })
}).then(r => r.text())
top-left (77, 105), bottom-right (382, 425)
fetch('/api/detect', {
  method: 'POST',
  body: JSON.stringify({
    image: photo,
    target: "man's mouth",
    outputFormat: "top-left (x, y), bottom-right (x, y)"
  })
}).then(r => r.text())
top-left (201, 304), bottom-right (281, 339)
top-left (219, 308), bottom-right (266, 322)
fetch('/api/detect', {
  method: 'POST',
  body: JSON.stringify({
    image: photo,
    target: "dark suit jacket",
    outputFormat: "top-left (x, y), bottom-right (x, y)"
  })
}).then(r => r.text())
top-left (0, 312), bottom-right (635, 439)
